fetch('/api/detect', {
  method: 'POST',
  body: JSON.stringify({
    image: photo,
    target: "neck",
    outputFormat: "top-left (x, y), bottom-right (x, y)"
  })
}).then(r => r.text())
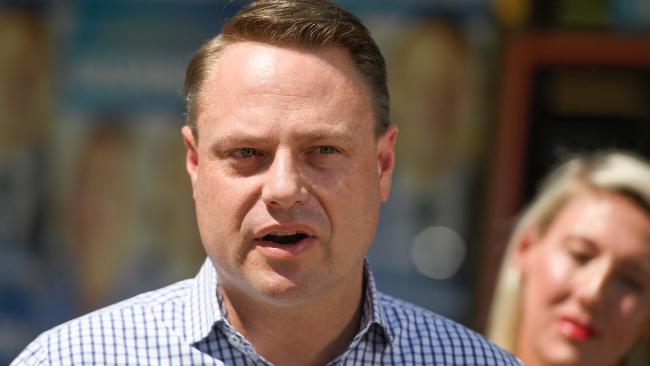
top-left (219, 268), bottom-right (365, 366)
top-left (516, 319), bottom-right (542, 366)
top-left (515, 322), bottom-right (559, 366)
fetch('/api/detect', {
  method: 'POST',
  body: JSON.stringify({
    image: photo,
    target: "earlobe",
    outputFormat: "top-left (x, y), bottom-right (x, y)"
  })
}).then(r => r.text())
top-left (377, 125), bottom-right (398, 202)
top-left (181, 126), bottom-right (199, 195)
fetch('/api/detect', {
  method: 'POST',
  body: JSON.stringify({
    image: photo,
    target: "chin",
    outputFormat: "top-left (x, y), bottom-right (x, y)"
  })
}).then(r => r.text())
top-left (248, 269), bottom-right (321, 304)
top-left (542, 343), bottom-right (596, 366)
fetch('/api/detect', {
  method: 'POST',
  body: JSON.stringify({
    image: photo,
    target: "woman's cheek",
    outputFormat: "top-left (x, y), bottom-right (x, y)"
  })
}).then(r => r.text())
top-left (539, 248), bottom-right (574, 300)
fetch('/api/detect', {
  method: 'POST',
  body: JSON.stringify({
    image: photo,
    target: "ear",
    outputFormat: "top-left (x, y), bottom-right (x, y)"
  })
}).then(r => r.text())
top-left (377, 125), bottom-right (398, 202)
top-left (181, 125), bottom-right (199, 198)
top-left (513, 226), bottom-right (541, 277)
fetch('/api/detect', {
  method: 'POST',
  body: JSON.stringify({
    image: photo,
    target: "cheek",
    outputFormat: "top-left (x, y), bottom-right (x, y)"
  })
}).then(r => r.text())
top-left (615, 293), bottom-right (650, 335)
top-left (194, 167), bottom-right (257, 237)
top-left (309, 160), bottom-right (381, 239)
top-left (310, 155), bottom-right (380, 202)
top-left (526, 249), bottom-right (573, 307)
top-left (598, 294), bottom-right (650, 363)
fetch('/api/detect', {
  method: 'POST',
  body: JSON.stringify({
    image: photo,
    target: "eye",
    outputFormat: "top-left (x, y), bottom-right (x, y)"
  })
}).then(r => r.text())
top-left (569, 250), bottom-right (591, 264)
top-left (564, 239), bottom-right (596, 265)
top-left (224, 147), bottom-right (265, 175)
top-left (617, 274), bottom-right (644, 292)
top-left (314, 146), bottom-right (339, 155)
top-left (233, 148), bottom-right (258, 158)
top-left (567, 248), bottom-right (593, 264)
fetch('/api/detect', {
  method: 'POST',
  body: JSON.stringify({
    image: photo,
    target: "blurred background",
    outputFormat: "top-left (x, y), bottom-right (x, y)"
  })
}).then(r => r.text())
top-left (2, 0), bottom-right (650, 362)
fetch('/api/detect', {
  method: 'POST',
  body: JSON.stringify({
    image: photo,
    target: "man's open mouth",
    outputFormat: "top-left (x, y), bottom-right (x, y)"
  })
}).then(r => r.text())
top-left (261, 232), bottom-right (309, 245)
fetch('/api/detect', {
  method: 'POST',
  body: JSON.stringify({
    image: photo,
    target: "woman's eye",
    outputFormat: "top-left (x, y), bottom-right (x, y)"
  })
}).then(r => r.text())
top-left (315, 146), bottom-right (339, 154)
top-left (568, 250), bottom-right (591, 264)
top-left (618, 274), bottom-right (643, 291)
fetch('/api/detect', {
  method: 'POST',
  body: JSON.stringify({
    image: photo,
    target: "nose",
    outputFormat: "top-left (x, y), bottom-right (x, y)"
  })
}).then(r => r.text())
top-left (261, 149), bottom-right (309, 209)
top-left (575, 264), bottom-right (609, 308)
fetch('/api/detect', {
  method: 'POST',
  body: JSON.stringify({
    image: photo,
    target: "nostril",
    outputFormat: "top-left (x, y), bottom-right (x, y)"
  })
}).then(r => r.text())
top-left (263, 185), bottom-right (309, 209)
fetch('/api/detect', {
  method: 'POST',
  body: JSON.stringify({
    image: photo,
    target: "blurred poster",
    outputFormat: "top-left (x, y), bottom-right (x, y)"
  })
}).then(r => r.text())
top-left (0, 7), bottom-right (52, 364)
top-left (1, 0), bottom-right (240, 361)
top-left (365, 11), bottom-right (497, 323)
top-left (45, 0), bottom-right (232, 312)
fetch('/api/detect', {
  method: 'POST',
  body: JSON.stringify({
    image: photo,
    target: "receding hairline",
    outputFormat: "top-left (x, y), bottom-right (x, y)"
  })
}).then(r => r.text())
top-left (201, 41), bottom-right (373, 97)
top-left (183, 0), bottom-right (390, 139)
top-left (188, 38), bottom-right (381, 138)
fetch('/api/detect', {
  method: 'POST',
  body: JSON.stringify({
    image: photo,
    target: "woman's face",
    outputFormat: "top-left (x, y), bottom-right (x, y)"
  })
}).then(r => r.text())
top-left (516, 190), bottom-right (650, 366)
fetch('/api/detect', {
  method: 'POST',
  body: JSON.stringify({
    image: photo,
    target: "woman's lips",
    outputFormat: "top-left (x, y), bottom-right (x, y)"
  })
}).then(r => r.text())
top-left (558, 317), bottom-right (597, 341)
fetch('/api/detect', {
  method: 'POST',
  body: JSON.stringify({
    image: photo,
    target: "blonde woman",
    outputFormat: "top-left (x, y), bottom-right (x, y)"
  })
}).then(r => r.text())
top-left (487, 151), bottom-right (650, 366)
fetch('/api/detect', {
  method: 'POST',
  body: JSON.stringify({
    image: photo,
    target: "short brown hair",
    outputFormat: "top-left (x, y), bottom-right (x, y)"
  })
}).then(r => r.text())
top-left (184, 0), bottom-right (389, 138)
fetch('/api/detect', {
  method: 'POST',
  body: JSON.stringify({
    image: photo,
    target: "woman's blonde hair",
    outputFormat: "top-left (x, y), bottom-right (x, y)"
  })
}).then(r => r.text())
top-left (486, 150), bottom-right (650, 365)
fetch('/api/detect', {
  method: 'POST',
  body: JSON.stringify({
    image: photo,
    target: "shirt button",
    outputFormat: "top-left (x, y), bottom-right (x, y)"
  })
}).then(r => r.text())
top-left (229, 334), bottom-right (241, 346)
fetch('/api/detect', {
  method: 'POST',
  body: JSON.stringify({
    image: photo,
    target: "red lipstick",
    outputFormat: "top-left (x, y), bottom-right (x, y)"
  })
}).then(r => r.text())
top-left (558, 317), bottom-right (597, 341)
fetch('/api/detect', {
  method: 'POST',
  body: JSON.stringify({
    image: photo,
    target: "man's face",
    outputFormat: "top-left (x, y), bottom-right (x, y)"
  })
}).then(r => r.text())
top-left (182, 42), bottom-right (397, 305)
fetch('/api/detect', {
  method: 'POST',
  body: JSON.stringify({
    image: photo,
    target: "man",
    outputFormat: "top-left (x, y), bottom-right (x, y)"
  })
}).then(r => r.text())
top-left (13, 1), bottom-right (520, 365)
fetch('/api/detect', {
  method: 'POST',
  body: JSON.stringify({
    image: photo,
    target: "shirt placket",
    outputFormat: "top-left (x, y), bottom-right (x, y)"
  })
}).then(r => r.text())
top-left (218, 322), bottom-right (274, 366)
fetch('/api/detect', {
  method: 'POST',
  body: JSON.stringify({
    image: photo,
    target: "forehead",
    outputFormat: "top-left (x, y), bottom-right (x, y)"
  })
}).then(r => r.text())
top-left (202, 42), bottom-right (370, 107)
top-left (560, 191), bottom-right (650, 222)
top-left (195, 41), bottom-right (375, 138)
top-left (550, 191), bottom-right (650, 251)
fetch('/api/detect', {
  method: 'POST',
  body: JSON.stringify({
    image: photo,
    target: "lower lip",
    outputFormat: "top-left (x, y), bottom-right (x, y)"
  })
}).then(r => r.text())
top-left (255, 236), bottom-right (315, 259)
top-left (558, 318), bottom-right (596, 342)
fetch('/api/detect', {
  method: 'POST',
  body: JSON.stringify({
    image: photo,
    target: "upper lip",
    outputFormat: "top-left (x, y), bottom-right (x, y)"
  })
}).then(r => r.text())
top-left (559, 314), bottom-right (598, 336)
top-left (254, 224), bottom-right (317, 240)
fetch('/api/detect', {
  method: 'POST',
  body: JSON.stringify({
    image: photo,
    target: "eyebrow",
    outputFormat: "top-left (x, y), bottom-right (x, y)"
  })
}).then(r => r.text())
top-left (299, 130), bottom-right (356, 144)
top-left (564, 235), bottom-right (599, 250)
top-left (210, 129), bottom-right (357, 146)
top-left (211, 135), bottom-right (263, 146)
top-left (621, 258), bottom-right (650, 278)
top-left (565, 236), bottom-right (650, 275)
top-left (206, 136), bottom-right (257, 156)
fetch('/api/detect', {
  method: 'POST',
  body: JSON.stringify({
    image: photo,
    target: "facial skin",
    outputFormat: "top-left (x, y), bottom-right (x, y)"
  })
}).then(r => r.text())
top-left (516, 190), bottom-right (650, 366)
top-left (182, 42), bottom-right (397, 309)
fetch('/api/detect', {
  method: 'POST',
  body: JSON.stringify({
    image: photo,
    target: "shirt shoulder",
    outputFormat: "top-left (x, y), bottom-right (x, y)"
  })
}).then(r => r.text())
top-left (11, 279), bottom-right (194, 366)
top-left (377, 292), bottom-right (521, 366)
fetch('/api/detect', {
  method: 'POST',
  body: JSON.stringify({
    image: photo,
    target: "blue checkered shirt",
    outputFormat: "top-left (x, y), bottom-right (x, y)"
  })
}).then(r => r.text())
top-left (13, 259), bottom-right (520, 365)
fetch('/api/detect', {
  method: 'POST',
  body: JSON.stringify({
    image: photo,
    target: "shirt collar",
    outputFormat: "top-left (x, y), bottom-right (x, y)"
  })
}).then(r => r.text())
top-left (183, 258), bottom-right (224, 344)
top-left (183, 257), bottom-right (394, 347)
top-left (358, 258), bottom-right (395, 346)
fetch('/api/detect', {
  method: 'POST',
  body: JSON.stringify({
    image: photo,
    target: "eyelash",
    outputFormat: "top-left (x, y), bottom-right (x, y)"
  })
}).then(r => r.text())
top-left (617, 274), bottom-right (644, 291)
top-left (312, 146), bottom-right (340, 155)
top-left (228, 146), bottom-right (341, 159)
top-left (569, 250), bottom-right (592, 264)
top-left (232, 148), bottom-right (259, 159)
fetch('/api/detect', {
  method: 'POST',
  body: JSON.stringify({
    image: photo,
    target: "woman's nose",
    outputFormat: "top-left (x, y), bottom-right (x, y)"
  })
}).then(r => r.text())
top-left (575, 263), bottom-right (610, 308)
